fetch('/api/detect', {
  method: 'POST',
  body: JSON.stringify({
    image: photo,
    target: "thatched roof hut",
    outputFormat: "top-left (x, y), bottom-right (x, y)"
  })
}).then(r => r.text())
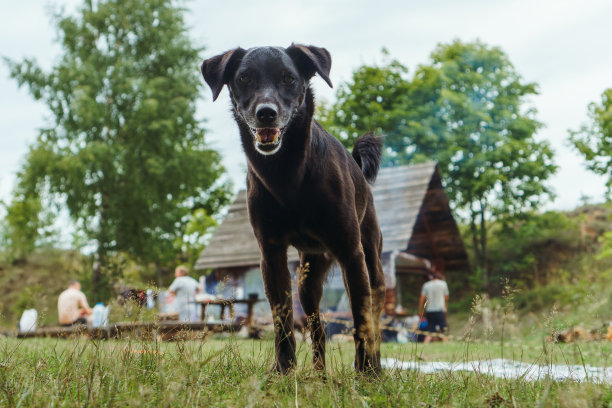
top-left (195, 163), bottom-right (469, 311)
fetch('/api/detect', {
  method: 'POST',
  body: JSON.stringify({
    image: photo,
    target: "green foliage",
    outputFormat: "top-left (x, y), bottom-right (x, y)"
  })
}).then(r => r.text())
top-left (597, 231), bottom-right (612, 260)
top-left (0, 184), bottom-right (56, 262)
top-left (318, 49), bottom-right (413, 158)
top-left (0, 196), bottom-right (39, 262)
top-left (487, 211), bottom-right (581, 289)
top-left (11, 284), bottom-right (45, 316)
top-left (4, 0), bottom-right (230, 295)
top-left (418, 40), bottom-right (556, 211)
top-left (322, 40), bottom-right (557, 286)
top-left (78, 251), bottom-right (161, 301)
top-left (512, 282), bottom-right (586, 312)
top-left (569, 88), bottom-right (612, 196)
top-left (178, 208), bottom-right (217, 266)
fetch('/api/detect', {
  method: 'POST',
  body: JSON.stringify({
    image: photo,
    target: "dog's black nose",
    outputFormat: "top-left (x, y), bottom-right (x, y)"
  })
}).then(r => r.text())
top-left (256, 104), bottom-right (278, 123)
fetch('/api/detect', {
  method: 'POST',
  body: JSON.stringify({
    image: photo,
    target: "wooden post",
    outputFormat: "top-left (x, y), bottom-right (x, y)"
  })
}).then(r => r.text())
top-left (247, 300), bottom-right (255, 329)
top-left (200, 304), bottom-right (208, 321)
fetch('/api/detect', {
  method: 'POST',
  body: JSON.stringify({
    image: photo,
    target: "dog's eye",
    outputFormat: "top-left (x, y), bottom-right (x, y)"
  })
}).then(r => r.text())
top-left (283, 74), bottom-right (296, 85)
top-left (238, 73), bottom-right (250, 84)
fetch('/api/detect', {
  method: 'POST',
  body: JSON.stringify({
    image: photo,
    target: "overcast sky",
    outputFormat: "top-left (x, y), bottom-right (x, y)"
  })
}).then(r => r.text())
top-left (2, 0), bottom-right (611, 218)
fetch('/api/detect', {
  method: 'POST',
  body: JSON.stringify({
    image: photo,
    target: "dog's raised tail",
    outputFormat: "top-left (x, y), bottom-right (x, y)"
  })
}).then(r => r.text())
top-left (352, 133), bottom-right (383, 184)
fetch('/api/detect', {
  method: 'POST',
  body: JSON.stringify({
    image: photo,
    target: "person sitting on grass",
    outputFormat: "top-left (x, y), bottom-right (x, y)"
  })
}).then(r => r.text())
top-left (58, 279), bottom-right (93, 326)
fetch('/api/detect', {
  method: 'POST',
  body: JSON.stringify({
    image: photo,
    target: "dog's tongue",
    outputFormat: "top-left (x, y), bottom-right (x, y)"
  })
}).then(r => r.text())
top-left (256, 128), bottom-right (280, 143)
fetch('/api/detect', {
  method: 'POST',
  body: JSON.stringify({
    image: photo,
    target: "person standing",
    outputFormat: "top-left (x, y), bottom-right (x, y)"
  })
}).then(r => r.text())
top-left (418, 268), bottom-right (449, 341)
top-left (58, 279), bottom-right (93, 326)
top-left (168, 265), bottom-right (200, 322)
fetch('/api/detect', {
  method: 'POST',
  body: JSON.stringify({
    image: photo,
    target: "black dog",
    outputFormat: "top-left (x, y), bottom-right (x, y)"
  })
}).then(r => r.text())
top-left (202, 44), bottom-right (385, 373)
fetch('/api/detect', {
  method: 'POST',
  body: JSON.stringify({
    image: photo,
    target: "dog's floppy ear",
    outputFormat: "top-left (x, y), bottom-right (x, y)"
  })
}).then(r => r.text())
top-left (201, 48), bottom-right (246, 101)
top-left (286, 44), bottom-right (333, 88)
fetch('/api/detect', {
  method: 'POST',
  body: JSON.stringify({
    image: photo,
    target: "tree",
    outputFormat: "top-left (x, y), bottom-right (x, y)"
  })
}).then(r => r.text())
top-left (318, 50), bottom-right (452, 166)
top-left (569, 88), bottom-right (612, 197)
top-left (4, 0), bottom-right (229, 299)
top-left (322, 40), bottom-right (557, 288)
top-left (318, 49), bottom-right (417, 164)
top-left (0, 184), bottom-right (55, 262)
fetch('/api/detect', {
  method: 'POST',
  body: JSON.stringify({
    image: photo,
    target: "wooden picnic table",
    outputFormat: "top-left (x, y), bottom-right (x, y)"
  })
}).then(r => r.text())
top-left (193, 296), bottom-right (263, 329)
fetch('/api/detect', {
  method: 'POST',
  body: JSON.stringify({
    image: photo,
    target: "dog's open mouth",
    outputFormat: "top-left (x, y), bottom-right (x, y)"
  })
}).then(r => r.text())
top-left (251, 128), bottom-right (283, 154)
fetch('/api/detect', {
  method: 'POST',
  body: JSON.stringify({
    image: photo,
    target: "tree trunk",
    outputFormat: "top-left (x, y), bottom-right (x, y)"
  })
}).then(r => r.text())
top-left (156, 265), bottom-right (164, 287)
top-left (92, 249), bottom-right (103, 303)
top-left (93, 188), bottom-right (110, 302)
top-left (469, 214), bottom-right (481, 267)
top-left (469, 199), bottom-right (489, 291)
top-left (469, 202), bottom-right (482, 267)
top-left (479, 197), bottom-right (488, 289)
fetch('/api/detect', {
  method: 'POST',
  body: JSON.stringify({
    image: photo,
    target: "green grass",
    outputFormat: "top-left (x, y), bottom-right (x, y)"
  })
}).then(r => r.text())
top-left (2, 335), bottom-right (612, 407)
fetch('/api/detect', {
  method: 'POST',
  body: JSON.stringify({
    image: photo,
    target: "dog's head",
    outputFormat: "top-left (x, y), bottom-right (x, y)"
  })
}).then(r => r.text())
top-left (201, 44), bottom-right (332, 155)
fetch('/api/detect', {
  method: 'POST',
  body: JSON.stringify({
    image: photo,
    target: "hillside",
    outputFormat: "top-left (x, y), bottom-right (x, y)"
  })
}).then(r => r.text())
top-left (0, 249), bottom-right (90, 329)
top-left (449, 202), bottom-right (612, 340)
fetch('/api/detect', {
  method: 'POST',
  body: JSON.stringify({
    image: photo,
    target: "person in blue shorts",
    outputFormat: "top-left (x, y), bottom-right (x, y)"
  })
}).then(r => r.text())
top-left (418, 267), bottom-right (449, 342)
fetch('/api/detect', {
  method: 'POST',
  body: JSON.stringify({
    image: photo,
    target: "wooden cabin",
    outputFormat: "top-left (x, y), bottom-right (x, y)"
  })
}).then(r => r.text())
top-left (195, 163), bottom-right (469, 316)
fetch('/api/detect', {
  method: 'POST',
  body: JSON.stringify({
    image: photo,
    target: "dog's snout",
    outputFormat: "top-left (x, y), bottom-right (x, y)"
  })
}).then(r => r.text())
top-left (256, 104), bottom-right (278, 124)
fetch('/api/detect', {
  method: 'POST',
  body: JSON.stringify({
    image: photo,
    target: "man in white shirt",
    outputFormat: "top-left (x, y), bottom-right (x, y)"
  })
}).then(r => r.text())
top-left (168, 265), bottom-right (201, 322)
top-left (58, 280), bottom-right (93, 326)
top-left (418, 268), bottom-right (449, 340)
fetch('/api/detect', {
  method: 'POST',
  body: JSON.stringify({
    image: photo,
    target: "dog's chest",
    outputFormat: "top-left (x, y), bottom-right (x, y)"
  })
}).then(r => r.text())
top-left (288, 230), bottom-right (327, 254)
top-left (283, 209), bottom-right (328, 253)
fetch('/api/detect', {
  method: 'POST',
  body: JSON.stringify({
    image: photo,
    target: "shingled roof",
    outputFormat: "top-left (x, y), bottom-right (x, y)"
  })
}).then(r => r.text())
top-left (195, 163), bottom-right (469, 274)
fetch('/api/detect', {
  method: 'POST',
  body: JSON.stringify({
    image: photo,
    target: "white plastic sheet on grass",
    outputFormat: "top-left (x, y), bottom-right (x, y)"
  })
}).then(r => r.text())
top-left (381, 358), bottom-right (612, 383)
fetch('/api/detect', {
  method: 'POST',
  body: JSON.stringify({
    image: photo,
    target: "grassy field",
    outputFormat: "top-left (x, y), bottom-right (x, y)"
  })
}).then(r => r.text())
top-left (2, 334), bottom-right (612, 407)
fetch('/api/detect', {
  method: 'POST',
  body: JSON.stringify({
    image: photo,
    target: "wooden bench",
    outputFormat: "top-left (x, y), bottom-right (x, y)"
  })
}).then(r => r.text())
top-left (14, 320), bottom-right (242, 339)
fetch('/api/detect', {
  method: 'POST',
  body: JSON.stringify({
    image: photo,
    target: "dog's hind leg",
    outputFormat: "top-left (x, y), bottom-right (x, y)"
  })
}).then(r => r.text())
top-left (360, 204), bottom-right (386, 368)
top-left (260, 243), bottom-right (296, 374)
top-left (297, 252), bottom-right (333, 371)
top-left (339, 249), bottom-right (379, 373)
top-left (314, 196), bottom-right (379, 373)
top-left (327, 232), bottom-right (379, 374)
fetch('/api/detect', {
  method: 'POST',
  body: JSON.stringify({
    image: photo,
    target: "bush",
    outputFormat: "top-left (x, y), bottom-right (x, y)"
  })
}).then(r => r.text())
top-left (512, 283), bottom-right (586, 311)
top-left (485, 211), bottom-right (582, 292)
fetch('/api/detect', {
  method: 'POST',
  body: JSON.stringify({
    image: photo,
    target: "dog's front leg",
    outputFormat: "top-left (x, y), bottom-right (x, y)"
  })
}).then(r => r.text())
top-left (298, 253), bottom-right (333, 371)
top-left (260, 243), bottom-right (296, 374)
